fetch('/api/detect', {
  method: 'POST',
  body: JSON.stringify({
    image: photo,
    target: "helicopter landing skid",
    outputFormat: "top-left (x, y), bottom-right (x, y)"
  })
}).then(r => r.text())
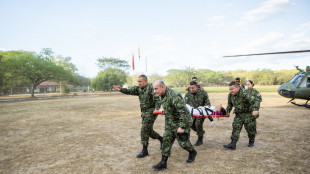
top-left (291, 100), bottom-right (310, 109)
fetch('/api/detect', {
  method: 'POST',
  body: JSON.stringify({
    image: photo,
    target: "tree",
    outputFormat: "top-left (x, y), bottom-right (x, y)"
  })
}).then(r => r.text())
top-left (165, 69), bottom-right (187, 87)
top-left (5, 51), bottom-right (75, 97)
top-left (76, 74), bottom-right (91, 87)
top-left (0, 50), bottom-right (29, 95)
top-left (184, 67), bottom-right (197, 83)
top-left (259, 69), bottom-right (276, 85)
top-left (0, 54), bottom-right (5, 94)
top-left (97, 57), bottom-right (130, 70)
top-left (92, 68), bottom-right (127, 91)
top-left (51, 55), bottom-right (78, 74)
top-left (148, 73), bottom-right (164, 84)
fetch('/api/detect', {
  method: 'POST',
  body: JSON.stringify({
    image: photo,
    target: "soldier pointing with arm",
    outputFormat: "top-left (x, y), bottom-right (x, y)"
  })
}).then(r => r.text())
top-left (152, 80), bottom-right (197, 170)
top-left (113, 75), bottom-right (163, 158)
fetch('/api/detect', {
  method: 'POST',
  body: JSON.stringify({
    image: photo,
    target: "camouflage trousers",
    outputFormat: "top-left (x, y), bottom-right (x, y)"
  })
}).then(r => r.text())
top-left (140, 111), bottom-right (161, 146)
top-left (191, 117), bottom-right (206, 136)
top-left (231, 113), bottom-right (257, 141)
top-left (161, 127), bottom-right (194, 157)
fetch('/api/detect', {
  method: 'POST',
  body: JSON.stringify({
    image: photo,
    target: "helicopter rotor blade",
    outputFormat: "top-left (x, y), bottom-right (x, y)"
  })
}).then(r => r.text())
top-left (223, 50), bottom-right (310, 57)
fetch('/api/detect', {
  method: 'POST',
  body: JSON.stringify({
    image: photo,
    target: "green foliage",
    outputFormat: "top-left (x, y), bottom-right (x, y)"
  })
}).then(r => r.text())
top-left (0, 50), bottom-right (31, 94)
top-left (76, 74), bottom-right (91, 86)
top-left (52, 55), bottom-right (78, 74)
top-left (147, 73), bottom-right (164, 84)
top-left (165, 69), bottom-right (187, 87)
top-left (92, 68), bottom-right (127, 91)
top-left (164, 68), bottom-right (300, 87)
top-left (184, 67), bottom-right (197, 83)
top-left (63, 85), bottom-right (71, 93)
top-left (2, 49), bottom-right (76, 97)
top-left (97, 57), bottom-right (130, 70)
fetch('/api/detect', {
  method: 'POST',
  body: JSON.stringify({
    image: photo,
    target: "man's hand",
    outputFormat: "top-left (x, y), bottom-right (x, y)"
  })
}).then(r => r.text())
top-left (185, 85), bottom-right (190, 91)
top-left (177, 127), bottom-right (184, 134)
top-left (252, 111), bottom-right (259, 117)
top-left (112, 85), bottom-right (121, 91)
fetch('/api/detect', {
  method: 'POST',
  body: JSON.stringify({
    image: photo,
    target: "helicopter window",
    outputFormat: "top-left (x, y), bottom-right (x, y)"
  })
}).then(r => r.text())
top-left (307, 77), bottom-right (310, 88)
top-left (292, 75), bottom-right (304, 87)
top-left (289, 75), bottom-right (300, 84)
top-left (300, 77), bottom-right (306, 87)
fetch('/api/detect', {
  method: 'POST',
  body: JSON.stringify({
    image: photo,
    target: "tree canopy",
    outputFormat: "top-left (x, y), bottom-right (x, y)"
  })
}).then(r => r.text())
top-left (2, 50), bottom-right (76, 97)
top-left (92, 68), bottom-right (127, 91)
top-left (97, 57), bottom-right (130, 70)
top-left (161, 68), bottom-right (299, 87)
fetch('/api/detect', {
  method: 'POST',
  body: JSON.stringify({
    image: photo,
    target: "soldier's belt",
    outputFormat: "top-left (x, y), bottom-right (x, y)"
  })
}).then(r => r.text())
top-left (234, 111), bottom-right (251, 115)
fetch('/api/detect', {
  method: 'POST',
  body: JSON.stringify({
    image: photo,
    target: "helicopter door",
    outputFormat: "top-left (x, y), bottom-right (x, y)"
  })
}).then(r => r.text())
top-left (295, 75), bottom-right (310, 100)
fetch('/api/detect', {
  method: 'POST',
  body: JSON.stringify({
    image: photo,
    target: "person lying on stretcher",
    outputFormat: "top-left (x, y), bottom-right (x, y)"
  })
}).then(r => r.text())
top-left (186, 104), bottom-right (227, 117)
top-left (154, 104), bottom-right (227, 122)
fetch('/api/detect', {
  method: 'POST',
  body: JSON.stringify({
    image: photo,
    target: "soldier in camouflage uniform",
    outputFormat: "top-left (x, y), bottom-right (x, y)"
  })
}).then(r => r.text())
top-left (245, 80), bottom-right (262, 146)
top-left (184, 81), bottom-right (211, 146)
top-left (112, 75), bottom-right (163, 158)
top-left (223, 81), bottom-right (262, 150)
top-left (152, 80), bottom-right (197, 170)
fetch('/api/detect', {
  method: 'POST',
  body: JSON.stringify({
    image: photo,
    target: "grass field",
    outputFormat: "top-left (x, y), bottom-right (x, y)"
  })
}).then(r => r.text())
top-left (0, 92), bottom-right (309, 173)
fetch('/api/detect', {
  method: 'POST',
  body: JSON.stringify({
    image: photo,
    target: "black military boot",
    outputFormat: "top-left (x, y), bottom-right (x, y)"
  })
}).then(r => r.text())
top-left (152, 155), bottom-right (168, 170)
top-left (248, 139), bottom-right (255, 147)
top-left (194, 136), bottom-right (203, 146)
top-left (136, 145), bottom-right (148, 158)
top-left (223, 139), bottom-right (237, 150)
top-left (186, 149), bottom-right (197, 163)
top-left (158, 136), bottom-right (163, 150)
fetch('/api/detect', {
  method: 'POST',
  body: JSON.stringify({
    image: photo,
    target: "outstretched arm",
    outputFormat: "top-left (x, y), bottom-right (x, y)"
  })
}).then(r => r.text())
top-left (113, 85), bottom-right (139, 95)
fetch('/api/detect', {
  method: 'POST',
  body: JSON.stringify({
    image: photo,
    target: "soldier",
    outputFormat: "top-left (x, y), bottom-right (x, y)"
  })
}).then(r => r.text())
top-left (235, 77), bottom-right (245, 89)
top-left (223, 81), bottom-right (262, 150)
top-left (245, 80), bottom-right (262, 143)
top-left (152, 80), bottom-right (197, 170)
top-left (186, 77), bottom-right (204, 91)
top-left (184, 81), bottom-right (211, 146)
top-left (112, 75), bottom-right (163, 158)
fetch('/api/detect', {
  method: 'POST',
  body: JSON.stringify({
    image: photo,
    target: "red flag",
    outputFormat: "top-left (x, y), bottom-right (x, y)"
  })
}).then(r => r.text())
top-left (132, 53), bottom-right (135, 70)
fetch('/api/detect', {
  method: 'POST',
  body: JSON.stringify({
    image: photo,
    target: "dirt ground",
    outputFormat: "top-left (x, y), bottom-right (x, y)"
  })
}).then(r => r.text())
top-left (0, 92), bottom-right (309, 174)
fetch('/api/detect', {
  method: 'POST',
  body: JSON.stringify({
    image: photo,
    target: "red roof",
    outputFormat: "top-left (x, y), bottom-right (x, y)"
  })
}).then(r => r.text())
top-left (39, 82), bottom-right (59, 86)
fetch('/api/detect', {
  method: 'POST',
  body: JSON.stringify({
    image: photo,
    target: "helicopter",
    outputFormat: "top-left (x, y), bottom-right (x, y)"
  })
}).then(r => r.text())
top-left (224, 50), bottom-right (310, 108)
top-left (277, 66), bottom-right (310, 108)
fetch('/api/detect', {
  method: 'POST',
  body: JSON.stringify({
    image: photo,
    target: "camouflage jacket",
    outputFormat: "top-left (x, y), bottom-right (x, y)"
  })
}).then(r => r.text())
top-left (226, 88), bottom-right (262, 114)
top-left (120, 83), bottom-right (157, 111)
top-left (184, 89), bottom-right (211, 108)
top-left (246, 88), bottom-right (263, 111)
top-left (156, 88), bottom-right (192, 129)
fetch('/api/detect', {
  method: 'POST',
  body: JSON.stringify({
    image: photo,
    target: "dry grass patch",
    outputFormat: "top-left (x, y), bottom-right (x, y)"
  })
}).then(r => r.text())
top-left (0, 92), bottom-right (309, 173)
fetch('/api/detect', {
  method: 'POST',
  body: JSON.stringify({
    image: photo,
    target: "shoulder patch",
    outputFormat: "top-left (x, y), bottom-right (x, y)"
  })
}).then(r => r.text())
top-left (257, 93), bottom-right (261, 97)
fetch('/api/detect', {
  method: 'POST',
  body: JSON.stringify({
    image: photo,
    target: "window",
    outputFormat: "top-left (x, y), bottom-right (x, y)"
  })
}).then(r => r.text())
top-left (289, 74), bottom-right (304, 87)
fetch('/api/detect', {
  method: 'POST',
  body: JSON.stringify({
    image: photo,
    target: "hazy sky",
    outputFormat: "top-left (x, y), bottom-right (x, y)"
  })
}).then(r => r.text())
top-left (1, 0), bottom-right (310, 77)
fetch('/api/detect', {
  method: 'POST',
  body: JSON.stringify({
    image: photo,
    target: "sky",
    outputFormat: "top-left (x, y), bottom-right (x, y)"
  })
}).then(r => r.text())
top-left (1, 0), bottom-right (310, 78)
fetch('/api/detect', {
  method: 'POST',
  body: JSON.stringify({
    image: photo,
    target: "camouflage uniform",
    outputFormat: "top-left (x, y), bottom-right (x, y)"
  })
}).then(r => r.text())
top-left (157, 87), bottom-right (194, 157)
top-left (184, 89), bottom-right (211, 136)
top-left (120, 83), bottom-right (161, 146)
top-left (246, 88), bottom-right (262, 119)
top-left (226, 88), bottom-right (262, 141)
